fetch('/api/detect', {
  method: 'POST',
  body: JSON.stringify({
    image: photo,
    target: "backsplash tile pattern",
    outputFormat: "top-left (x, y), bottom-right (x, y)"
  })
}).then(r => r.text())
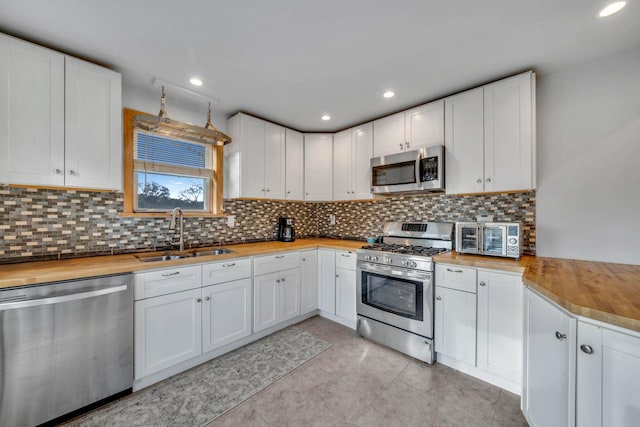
top-left (317, 192), bottom-right (536, 252)
top-left (0, 186), bottom-right (535, 262)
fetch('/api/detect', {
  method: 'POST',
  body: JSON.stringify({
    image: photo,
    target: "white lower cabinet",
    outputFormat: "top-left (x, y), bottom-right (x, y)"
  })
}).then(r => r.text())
top-left (300, 250), bottom-right (319, 315)
top-left (318, 249), bottom-right (357, 328)
top-left (202, 278), bottom-right (251, 353)
top-left (318, 249), bottom-right (336, 314)
top-left (434, 285), bottom-right (477, 366)
top-left (523, 288), bottom-right (576, 427)
top-left (577, 320), bottom-right (640, 427)
top-left (335, 267), bottom-right (356, 322)
top-left (253, 268), bottom-right (301, 332)
top-left (434, 263), bottom-right (523, 393)
top-left (135, 288), bottom-right (202, 379)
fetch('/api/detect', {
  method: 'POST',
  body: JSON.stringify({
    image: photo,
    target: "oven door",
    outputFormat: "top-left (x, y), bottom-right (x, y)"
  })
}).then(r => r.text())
top-left (370, 150), bottom-right (422, 194)
top-left (356, 262), bottom-right (433, 338)
top-left (483, 225), bottom-right (508, 256)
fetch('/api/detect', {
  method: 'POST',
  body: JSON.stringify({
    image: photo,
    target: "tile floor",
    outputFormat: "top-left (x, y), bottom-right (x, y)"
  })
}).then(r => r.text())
top-left (207, 316), bottom-right (528, 427)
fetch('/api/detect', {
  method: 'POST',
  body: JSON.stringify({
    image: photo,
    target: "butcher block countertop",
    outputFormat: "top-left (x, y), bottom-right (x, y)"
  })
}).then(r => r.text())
top-left (435, 251), bottom-right (640, 333)
top-left (3, 241), bottom-right (640, 333)
top-left (0, 238), bottom-right (362, 290)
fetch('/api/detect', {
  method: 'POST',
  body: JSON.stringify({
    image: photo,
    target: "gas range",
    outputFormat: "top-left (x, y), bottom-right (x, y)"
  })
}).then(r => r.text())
top-left (356, 222), bottom-right (454, 272)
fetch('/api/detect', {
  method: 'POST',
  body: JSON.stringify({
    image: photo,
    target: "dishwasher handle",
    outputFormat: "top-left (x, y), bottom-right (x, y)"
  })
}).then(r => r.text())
top-left (0, 284), bottom-right (128, 311)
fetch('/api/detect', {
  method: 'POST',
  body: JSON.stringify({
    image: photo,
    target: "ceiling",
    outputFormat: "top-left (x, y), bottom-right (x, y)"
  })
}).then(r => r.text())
top-left (1, 0), bottom-right (638, 132)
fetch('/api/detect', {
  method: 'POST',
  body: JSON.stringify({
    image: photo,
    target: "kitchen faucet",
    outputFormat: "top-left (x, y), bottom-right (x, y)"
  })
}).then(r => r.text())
top-left (169, 207), bottom-right (185, 251)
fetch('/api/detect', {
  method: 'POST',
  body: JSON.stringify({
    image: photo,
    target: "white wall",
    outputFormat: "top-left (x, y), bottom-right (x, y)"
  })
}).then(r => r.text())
top-left (536, 47), bottom-right (640, 265)
top-left (121, 81), bottom-right (228, 134)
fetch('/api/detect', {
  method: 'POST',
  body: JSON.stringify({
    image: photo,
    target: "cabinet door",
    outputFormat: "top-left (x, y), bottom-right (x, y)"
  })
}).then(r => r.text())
top-left (279, 268), bottom-right (301, 322)
top-left (577, 322), bottom-right (640, 427)
top-left (304, 134), bottom-right (333, 201)
top-left (285, 128), bottom-right (304, 200)
top-left (373, 112), bottom-right (405, 157)
top-left (65, 57), bottom-right (122, 190)
top-left (134, 289), bottom-right (202, 379)
top-left (351, 122), bottom-right (374, 200)
top-left (253, 272), bottom-right (279, 332)
top-left (300, 250), bottom-right (319, 314)
top-left (202, 279), bottom-right (251, 353)
top-left (264, 122), bottom-right (285, 198)
top-left (434, 286), bottom-right (477, 365)
top-left (240, 114), bottom-right (266, 198)
top-left (335, 267), bottom-right (356, 324)
top-left (444, 87), bottom-right (484, 194)
top-left (404, 100), bottom-right (444, 148)
top-left (317, 249), bottom-right (336, 314)
top-left (484, 72), bottom-right (534, 192)
top-left (523, 289), bottom-right (576, 427)
top-left (477, 270), bottom-right (523, 383)
top-left (0, 35), bottom-right (65, 186)
top-left (333, 130), bottom-right (352, 200)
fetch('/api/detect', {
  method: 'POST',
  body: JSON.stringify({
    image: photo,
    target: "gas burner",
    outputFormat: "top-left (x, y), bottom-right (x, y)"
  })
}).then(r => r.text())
top-left (359, 243), bottom-right (449, 257)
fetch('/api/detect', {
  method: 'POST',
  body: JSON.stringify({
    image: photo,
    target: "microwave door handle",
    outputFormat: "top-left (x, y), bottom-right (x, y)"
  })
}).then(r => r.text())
top-left (415, 153), bottom-right (422, 188)
top-left (478, 225), bottom-right (483, 253)
top-left (501, 227), bottom-right (508, 256)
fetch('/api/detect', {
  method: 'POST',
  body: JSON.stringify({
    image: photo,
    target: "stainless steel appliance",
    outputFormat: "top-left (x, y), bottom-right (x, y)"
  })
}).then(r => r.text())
top-left (357, 221), bottom-right (453, 363)
top-left (370, 145), bottom-right (444, 195)
top-left (456, 222), bottom-right (523, 259)
top-left (0, 274), bottom-right (133, 426)
top-left (277, 217), bottom-right (296, 242)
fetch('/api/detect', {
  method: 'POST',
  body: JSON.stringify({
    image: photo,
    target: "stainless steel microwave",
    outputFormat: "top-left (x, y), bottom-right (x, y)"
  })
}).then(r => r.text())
top-left (370, 145), bottom-right (444, 195)
top-left (456, 222), bottom-right (523, 259)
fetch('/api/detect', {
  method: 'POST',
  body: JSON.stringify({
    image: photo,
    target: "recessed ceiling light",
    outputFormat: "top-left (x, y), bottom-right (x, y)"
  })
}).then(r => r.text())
top-left (383, 90), bottom-right (395, 98)
top-left (189, 77), bottom-right (203, 86)
top-left (321, 114), bottom-right (331, 121)
top-left (598, 1), bottom-right (626, 17)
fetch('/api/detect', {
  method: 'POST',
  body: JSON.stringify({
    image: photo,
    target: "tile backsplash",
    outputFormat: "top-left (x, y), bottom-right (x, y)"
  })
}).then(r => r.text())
top-left (0, 186), bottom-right (535, 262)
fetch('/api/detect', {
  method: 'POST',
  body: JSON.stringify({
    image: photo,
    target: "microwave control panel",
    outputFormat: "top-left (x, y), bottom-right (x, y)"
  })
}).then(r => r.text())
top-left (506, 225), bottom-right (520, 257)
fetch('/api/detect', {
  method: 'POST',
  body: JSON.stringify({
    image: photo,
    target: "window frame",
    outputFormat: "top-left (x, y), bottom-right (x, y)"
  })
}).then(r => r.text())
top-left (121, 108), bottom-right (225, 217)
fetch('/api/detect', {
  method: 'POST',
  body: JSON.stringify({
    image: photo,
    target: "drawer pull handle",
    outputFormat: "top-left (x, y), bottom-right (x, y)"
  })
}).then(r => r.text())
top-left (222, 263), bottom-right (236, 268)
top-left (580, 344), bottom-right (594, 354)
top-left (161, 271), bottom-right (181, 277)
top-left (446, 268), bottom-right (463, 273)
top-left (275, 255), bottom-right (285, 259)
top-left (341, 254), bottom-right (351, 257)
top-left (555, 331), bottom-right (567, 340)
top-left (436, 296), bottom-right (442, 301)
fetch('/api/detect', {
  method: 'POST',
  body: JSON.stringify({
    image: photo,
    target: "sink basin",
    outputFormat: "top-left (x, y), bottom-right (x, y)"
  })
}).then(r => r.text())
top-left (136, 248), bottom-right (233, 262)
top-left (192, 248), bottom-right (233, 257)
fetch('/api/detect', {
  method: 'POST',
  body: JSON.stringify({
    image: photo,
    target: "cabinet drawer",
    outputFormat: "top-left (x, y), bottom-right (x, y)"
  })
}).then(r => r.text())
top-left (435, 264), bottom-right (477, 293)
top-left (202, 258), bottom-right (251, 285)
top-left (335, 250), bottom-right (357, 270)
top-left (253, 251), bottom-right (300, 276)
top-left (134, 265), bottom-right (202, 300)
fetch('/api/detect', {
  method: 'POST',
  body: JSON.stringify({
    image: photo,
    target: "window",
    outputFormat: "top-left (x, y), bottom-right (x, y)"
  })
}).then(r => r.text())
top-left (122, 108), bottom-right (228, 216)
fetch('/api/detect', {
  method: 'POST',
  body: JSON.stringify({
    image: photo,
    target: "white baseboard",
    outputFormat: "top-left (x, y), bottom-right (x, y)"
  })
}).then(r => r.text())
top-left (133, 310), bottom-right (319, 392)
top-left (437, 354), bottom-right (522, 396)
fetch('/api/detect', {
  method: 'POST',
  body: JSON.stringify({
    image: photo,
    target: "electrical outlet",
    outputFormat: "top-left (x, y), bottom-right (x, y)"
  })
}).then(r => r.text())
top-left (329, 214), bottom-right (336, 225)
top-left (477, 215), bottom-right (494, 222)
top-left (227, 215), bottom-right (235, 228)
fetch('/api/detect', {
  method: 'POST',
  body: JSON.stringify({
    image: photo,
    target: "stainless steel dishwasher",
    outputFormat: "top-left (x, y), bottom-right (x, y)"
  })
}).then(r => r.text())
top-left (0, 273), bottom-right (133, 427)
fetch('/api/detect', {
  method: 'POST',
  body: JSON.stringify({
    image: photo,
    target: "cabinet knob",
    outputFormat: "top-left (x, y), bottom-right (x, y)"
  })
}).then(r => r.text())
top-left (335, 274), bottom-right (339, 278)
top-left (580, 344), bottom-right (594, 354)
top-left (261, 188), bottom-right (265, 192)
top-left (205, 296), bottom-right (210, 301)
top-left (555, 331), bottom-right (567, 340)
top-left (486, 177), bottom-right (492, 183)
top-left (266, 189), bottom-right (270, 192)
top-left (436, 296), bottom-right (442, 301)
top-left (301, 258), bottom-right (306, 261)
top-left (276, 279), bottom-right (281, 283)
top-left (281, 278), bottom-right (286, 282)
top-left (196, 298), bottom-right (202, 303)
top-left (405, 142), bottom-right (410, 148)
top-left (53, 168), bottom-right (62, 175)
top-left (476, 179), bottom-right (482, 184)
top-left (479, 281), bottom-right (486, 286)
top-left (287, 191), bottom-right (291, 194)
top-left (69, 170), bottom-right (77, 175)
top-left (399, 143), bottom-right (404, 150)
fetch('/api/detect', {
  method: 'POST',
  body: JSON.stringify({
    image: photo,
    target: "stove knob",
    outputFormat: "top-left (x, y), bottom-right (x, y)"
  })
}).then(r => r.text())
top-left (365, 255), bottom-right (372, 261)
top-left (401, 260), bottom-right (407, 267)
top-left (409, 261), bottom-right (417, 268)
top-left (372, 256), bottom-right (378, 262)
top-left (385, 257), bottom-right (392, 264)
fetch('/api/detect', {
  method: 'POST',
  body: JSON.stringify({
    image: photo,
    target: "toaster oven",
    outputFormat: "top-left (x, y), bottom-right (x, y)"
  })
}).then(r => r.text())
top-left (456, 222), bottom-right (523, 259)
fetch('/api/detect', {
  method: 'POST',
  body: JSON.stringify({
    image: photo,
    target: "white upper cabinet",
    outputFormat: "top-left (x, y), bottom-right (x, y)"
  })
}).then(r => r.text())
top-left (225, 113), bottom-right (286, 199)
top-left (0, 35), bottom-right (65, 186)
top-left (0, 33), bottom-right (121, 190)
top-left (333, 122), bottom-right (373, 201)
top-left (65, 57), bottom-right (122, 190)
top-left (285, 128), bottom-right (304, 200)
top-left (304, 134), bottom-right (333, 201)
top-left (373, 100), bottom-right (444, 157)
top-left (445, 71), bottom-right (536, 195)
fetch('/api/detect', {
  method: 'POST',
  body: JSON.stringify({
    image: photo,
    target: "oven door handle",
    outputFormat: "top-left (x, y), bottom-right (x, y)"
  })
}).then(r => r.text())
top-left (358, 263), bottom-right (432, 281)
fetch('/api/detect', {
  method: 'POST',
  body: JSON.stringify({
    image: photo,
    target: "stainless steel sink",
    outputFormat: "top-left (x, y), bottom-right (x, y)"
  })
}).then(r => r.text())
top-left (192, 248), bottom-right (233, 257)
top-left (136, 248), bottom-right (233, 262)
